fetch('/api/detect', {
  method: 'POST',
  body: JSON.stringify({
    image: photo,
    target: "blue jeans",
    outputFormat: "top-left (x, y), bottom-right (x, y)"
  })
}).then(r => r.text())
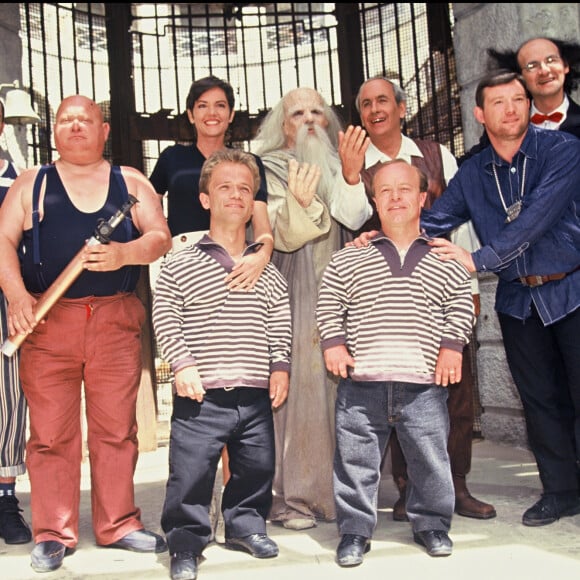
top-left (334, 379), bottom-right (453, 537)
top-left (161, 387), bottom-right (275, 555)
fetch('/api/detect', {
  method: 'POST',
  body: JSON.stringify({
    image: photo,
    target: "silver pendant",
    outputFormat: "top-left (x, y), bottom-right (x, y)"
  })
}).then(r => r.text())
top-left (505, 200), bottom-right (522, 223)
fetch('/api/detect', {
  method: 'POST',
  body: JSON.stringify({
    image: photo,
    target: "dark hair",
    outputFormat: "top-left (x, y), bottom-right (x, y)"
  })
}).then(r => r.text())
top-left (475, 70), bottom-right (528, 108)
top-left (487, 37), bottom-right (580, 94)
top-left (0, 99), bottom-right (4, 122)
top-left (199, 148), bottom-right (260, 197)
top-left (185, 76), bottom-right (235, 111)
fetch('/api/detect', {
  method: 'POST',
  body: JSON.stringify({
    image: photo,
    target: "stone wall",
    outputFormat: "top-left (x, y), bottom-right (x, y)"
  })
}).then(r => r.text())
top-left (452, 3), bottom-right (580, 448)
top-left (0, 3), bottom-right (28, 166)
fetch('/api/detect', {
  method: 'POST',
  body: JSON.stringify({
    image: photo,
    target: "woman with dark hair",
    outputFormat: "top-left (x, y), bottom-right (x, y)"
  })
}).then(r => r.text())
top-left (150, 75), bottom-right (273, 290)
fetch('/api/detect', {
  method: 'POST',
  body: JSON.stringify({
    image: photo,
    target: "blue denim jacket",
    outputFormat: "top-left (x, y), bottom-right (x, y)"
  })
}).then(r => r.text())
top-left (421, 125), bottom-right (580, 325)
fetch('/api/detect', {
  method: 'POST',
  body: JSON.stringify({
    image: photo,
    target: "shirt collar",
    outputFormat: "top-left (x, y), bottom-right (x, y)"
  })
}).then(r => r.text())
top-left (365, 135), bottom-right (423, 167)
top-left (484, 125), bottom-right (539, 168)
top-left (530, 94), bottom-right (569, 118)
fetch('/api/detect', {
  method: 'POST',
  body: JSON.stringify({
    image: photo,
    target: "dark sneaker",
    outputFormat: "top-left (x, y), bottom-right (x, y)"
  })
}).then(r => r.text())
top-left (522, 495), bottom-right (580, 526)
top-left (0, 495), bottom-right (32, 544)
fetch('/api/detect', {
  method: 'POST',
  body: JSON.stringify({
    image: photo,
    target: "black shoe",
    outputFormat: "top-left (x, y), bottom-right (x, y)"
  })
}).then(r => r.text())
top-left (413, 530), bottom-right (453, 557)
top-left (336, 534), bottom-right (371, 567)
top-left (225, 533), bottom-right (278, 558)
top-left (170, 551), bottom-right (198, 580)
top-left (0, 495), bottom-right (32, 544)
top-left (522, 495), bottom-right (580, 527)
top-left (392, 496), bottom-right (409, 522)
top-left (30, 540), bottom-right (74, 573)
top-left (104, 529), bottom-right (168, 553)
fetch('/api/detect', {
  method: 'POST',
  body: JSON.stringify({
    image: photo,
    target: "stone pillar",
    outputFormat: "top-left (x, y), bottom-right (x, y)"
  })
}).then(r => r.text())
top-left (451, 3), bottom-right (580, 447)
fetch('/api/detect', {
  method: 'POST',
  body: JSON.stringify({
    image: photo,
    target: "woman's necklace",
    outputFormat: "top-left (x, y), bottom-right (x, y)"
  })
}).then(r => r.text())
top-left (492, 157), bottom-right (527, 223)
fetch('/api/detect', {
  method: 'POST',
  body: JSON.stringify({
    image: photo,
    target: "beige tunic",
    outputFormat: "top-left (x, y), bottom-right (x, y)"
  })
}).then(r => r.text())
top-left (261, 149), bottom-right (371, 523)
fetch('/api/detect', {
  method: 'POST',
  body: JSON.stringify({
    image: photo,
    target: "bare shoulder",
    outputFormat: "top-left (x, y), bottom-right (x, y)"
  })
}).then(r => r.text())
top-left (3, 165), bottom-right (46, 205)
top-left (118, 165), bottom-right (155, 196)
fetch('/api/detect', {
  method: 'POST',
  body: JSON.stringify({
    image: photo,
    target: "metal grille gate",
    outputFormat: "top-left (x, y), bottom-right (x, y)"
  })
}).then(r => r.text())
top-left (19, 3), bottom-right (463, 170)
top-left (15, 2), bottom-right (479, 433)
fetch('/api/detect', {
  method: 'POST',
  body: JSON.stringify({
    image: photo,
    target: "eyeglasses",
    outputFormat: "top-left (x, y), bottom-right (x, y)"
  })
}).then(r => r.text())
top-left (522, 55), bottom-right (562, 73)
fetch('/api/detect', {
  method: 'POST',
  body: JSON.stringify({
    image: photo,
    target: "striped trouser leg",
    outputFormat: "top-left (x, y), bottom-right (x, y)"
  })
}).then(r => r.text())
top-left (0, 292), bottom-right (27, 477)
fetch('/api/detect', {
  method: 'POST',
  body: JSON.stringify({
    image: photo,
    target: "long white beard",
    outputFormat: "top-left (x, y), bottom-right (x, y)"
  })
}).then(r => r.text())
top-left (294, 124), bottom-right (340, 204)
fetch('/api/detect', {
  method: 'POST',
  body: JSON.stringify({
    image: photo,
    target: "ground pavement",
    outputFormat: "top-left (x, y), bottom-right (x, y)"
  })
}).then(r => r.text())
top-left (3, 439), bottom-right (580, 580)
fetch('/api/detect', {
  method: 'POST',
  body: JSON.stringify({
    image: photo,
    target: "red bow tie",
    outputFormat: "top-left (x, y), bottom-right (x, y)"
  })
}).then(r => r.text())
top-left (530, 111), bottom-right (563, 124)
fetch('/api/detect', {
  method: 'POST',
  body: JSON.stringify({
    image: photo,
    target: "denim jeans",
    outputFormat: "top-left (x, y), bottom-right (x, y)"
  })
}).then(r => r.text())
top-left (162, 387), bottom-right (274, 555)
top-left (334, 379), bottom-right (453, 538)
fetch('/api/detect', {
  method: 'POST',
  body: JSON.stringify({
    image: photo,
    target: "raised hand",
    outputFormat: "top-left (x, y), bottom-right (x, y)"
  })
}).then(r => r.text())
top-left (338, 125), bottom-right (370, 185)
top-left (287, 158), bottom-right (321, 208)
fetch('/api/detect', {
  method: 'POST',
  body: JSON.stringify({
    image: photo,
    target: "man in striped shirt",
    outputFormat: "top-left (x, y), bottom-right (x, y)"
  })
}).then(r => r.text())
top-left (153, 149), bottom-right (291, 580)
top-left (317, 159), bottom-right (474, 565)
top-left (0, 99), bottom-right (31, 545)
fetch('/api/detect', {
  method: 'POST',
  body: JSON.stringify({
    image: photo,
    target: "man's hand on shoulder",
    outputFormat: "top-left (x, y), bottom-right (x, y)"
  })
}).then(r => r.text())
top-left (428, 237), bottom-right (476, 272)
top-left (345, 229), bottom-right (378, 248)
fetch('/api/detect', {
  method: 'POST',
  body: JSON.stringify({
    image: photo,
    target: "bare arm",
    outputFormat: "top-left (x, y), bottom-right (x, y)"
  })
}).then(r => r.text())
top-left (0, 169), bottom-right (40, 335)
top-left (81, 167), bottom-right (171, 271)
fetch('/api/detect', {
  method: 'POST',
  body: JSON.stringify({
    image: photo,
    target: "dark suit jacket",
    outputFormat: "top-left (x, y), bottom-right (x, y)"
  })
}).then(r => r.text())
top-left (560, 96), bottom-right (580, 137)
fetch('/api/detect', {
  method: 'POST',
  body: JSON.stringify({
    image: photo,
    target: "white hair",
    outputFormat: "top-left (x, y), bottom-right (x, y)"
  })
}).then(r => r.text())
top-left (254, 88), bottom-right (344, 156)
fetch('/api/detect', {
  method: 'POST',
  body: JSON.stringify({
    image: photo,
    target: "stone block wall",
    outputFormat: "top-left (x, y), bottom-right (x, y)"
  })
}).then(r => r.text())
top-left (452, 3), bottom-right (580, 448)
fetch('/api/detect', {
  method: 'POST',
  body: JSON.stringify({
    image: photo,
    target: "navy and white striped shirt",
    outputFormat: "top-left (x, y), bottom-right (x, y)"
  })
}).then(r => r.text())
top-left (153, 235), bottom-right (291, 390)
top-left (316, 234), bottom-right (474, 384)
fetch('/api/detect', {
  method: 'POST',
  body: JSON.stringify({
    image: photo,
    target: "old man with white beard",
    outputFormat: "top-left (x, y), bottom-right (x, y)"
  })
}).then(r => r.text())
top-left (254, 87), bottom-right (372, 531)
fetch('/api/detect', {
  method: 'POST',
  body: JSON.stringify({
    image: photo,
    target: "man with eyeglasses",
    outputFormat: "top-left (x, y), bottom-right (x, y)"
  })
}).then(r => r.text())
top-left (491, 37), bottom-right (580, 137)
top-left (462, 37), bottom-right (580, 163)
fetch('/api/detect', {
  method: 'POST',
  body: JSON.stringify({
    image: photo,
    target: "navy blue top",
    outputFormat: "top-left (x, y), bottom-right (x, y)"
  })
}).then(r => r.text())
top-left (149, 143), bottom-right (268, 237)
top-left (421, 124), bottom-right (580, 324)
top-left (20, 165), bottom-right (141, 298)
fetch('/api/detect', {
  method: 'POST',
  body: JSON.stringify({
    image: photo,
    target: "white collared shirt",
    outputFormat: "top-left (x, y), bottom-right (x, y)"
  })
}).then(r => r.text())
top-left (365, 135), bottom-right (459, 184)
top-left (530, 94), bottom-right (569, 130)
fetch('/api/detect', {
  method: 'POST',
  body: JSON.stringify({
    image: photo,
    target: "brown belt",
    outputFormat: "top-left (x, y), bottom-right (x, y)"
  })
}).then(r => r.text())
top-left (519, 266), bottom-right (579, 287)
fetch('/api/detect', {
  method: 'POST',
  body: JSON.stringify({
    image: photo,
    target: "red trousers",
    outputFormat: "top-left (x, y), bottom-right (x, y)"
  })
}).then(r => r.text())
top-left (20, 293), bottom-right (146, 547)
top-left (389, 341), bottom-right (475, 483)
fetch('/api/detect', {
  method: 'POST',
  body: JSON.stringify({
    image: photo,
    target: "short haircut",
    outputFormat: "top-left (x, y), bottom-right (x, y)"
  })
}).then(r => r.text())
top-left (354, 76), bottom-right (407, 112)
top-left (371, 158), bottom-right (428, 196)
top-left (199, 148), bottom-right (260, 197)
top-left (475, 70), bottom-right (528, 108)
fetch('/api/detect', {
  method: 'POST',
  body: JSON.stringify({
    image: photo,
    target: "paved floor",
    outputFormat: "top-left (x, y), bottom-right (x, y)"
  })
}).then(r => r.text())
top-left (3, 438), bottom-right (580, 580)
